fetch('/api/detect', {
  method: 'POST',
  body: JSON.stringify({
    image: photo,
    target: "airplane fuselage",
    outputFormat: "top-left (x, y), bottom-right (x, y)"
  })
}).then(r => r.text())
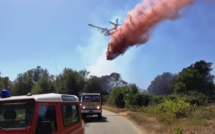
top-left (88, 18), bottom-right (119, 36)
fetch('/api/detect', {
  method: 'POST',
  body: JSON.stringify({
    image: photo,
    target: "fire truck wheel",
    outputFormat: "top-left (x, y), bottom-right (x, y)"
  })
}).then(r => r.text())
top-left (98, 113), bottom-right (102, 120)
top-left (82, 114), bottom-right (86, 119)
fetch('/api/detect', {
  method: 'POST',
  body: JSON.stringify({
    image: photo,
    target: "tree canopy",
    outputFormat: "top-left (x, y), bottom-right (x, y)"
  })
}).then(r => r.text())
top-left (2, 67), bottom-right (128, 97)
top-left (1, 60), bottom-right (214, 106)
top-left (172, 60), bottom-right (215, 96)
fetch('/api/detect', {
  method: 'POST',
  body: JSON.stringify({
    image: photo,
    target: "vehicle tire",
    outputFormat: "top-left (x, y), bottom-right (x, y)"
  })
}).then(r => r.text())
top-left (98, 113), bottom-right (102, 120)
top-left (82, 114), bottom-right (86, 119)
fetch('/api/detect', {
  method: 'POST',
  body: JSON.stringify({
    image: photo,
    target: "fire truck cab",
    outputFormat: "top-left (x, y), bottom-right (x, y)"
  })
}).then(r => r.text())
top-left (80, 93), bottom-right (102, 120)
top-left (0, 90), bottom-right (84, 134)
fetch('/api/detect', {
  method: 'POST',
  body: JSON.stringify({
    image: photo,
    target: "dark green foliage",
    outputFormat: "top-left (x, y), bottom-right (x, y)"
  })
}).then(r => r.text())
top-left (108, 86), bottom-right (126, 108)
top-left (190, 60), bottom-right (214, 83)
top-left (172, 68), bottom-right (203, 94)
top-left (99, 73), bottom-right (128, 93)
top-left (102, 95), bottom-right (110, 104)
top-left (107, 84), bottom-right (154, 108)
top-left (0, 77), bottom-right (12, 91)
top-left (149, 95), bottom-right (164, 105)
top-left (108, 84), bottom-right (139, 108)
top-left (31, 72), bottom-right (56, 94)
top-left (1, 59), bottom-right (214, 109)
top-left (83, 76), bottom-right (108, 95)
top-left (183, 91), bottom-right (209, 106)
top-left (11, 66), bottom-right (53, 95)
top-left (172, 60), bottom-right (215, 97)
top-left (1, 67), bottom-right (130, 97)
top-left (55, 68), bottom-right (85, 96)
top-left (125, 93), bottom-right (151, 108)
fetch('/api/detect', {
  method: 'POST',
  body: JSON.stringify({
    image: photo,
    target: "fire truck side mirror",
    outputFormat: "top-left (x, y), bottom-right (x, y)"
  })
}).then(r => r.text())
top-left (39, 121), bottom-right (52, 134)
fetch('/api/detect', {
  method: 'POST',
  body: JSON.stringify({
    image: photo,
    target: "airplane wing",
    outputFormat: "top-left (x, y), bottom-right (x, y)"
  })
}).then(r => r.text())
top-left (88, 24), bottom-right (109, 34)
top-left (88, 24), bottom-right (107, 32)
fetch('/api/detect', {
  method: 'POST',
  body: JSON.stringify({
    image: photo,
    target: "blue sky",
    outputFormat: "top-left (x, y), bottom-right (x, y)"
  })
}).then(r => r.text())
top-left (0, 0), bottom-right (215, 90)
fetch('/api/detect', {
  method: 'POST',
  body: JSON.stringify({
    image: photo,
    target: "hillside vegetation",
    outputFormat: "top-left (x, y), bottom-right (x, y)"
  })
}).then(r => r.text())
top-left (103, 60), bottom-right (215, 133)
top-left (1, 60), bottom-right (215, 133)
top-left (104, 101), bottom-right (215, 134)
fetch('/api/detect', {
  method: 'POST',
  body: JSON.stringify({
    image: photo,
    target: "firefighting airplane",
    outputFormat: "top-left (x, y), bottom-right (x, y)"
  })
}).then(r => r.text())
top-left (88, 18), bottom-right (120, 36)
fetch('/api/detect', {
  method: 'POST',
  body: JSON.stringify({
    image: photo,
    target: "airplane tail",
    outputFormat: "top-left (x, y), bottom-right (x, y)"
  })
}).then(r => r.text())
top-left (109, 18), bottom-right (120, 29)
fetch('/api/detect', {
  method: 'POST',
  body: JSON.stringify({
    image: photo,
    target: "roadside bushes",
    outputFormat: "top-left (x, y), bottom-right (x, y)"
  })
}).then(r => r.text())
top-left (107, 85), bottom-right (214, 126)
top-left (154, 97), bottom-right (190, 123)
top-left (108, 85), bottom-right (165, 109)
top-left (125, 94), bottom-right (151, 108)
top-left (108, 85), bottom-right (150, 108)
top-left (108, 86), bottom-right (127, 108)
top-left (184, 91), bottom-right (209, 106)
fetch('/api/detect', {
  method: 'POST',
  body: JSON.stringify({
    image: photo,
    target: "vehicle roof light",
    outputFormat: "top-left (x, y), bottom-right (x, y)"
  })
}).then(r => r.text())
top-left (1, 90), bottom-right (11, 98)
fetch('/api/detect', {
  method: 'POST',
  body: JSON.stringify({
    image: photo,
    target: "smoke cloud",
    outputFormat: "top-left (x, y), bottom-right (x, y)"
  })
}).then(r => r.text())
top-left (106, 0), bottom-right (194, 60)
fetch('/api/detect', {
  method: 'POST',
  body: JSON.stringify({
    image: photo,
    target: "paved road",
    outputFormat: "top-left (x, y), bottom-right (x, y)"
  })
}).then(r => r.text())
top-left (84, 109), bottom-right (144, 134)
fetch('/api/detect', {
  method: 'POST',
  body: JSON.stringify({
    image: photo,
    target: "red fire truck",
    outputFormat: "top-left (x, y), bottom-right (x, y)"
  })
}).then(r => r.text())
top-left (0, 90), bottom-right (84, 134)
top-left (80, 93), bottom-right (102, 120)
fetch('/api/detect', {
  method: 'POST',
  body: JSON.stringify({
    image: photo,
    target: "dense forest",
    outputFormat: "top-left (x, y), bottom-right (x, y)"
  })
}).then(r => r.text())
top-left (1, 60), bottom-right (214, 133)
top-left (0, 60), bottom-right (215, 107)
top-left (0, 67), bottom-right (128, 96)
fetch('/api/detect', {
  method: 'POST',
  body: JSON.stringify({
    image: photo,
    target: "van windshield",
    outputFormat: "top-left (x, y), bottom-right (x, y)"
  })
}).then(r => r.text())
top-left (0, 100), bottom-right (35, 129)
top-left (82, 95), bottom-right (100, 102)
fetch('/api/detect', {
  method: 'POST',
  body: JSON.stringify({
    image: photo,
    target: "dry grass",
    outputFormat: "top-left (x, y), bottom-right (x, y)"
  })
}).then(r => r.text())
top-left (103, 104), bottom-right (215, 134)
top-left (103, 105), bottom-right (127, 113)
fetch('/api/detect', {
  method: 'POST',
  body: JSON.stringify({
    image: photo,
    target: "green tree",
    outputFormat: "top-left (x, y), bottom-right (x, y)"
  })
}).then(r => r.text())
top-left (125, 93), bottom-right (151, 108)
top-left (78, 70), bottom-right (90, 81)
top-left (128, 84), bottom-right (139, 94)
top-left (189, 60), bottom-right (215, 95)
top-left (31, 71), bottom-right (55, 94)
top-left (55, 68), bottom-right (85, 96)
top-left (172, 68), bottom-right (202, 94)
top-left (0, 77), bottom-right (12, 91)
top-left (100, 73), bottom-right (128, 93)
top-left (108, 84), bottom-right (139, 108)
top-left (11, 66), bottom-right (52, 95)
top-left (172, 60), bottom-right (215, 96)
top-left (83, 76), bottom-right (108, 95)
top-left (108, 86), bottom-right (127, 108)
top-left (190, 60), bottom-right (214, 82)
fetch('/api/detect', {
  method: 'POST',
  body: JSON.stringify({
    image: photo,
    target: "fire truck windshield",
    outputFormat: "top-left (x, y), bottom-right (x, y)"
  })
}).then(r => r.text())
top-left (82, 95), bottom-right (100, 102)
top-left (0, 100), bottom-right (35, 129)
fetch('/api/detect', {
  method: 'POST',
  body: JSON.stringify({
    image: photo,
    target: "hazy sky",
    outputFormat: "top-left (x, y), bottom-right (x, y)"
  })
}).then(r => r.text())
top-left (0, 0), bottom-right (215, 89)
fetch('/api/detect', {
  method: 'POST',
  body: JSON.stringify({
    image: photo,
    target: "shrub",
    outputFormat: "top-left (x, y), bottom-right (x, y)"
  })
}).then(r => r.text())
top-left (175, 126), bottom-right (183, 134)
top-left (108, 87), bottom-right (127, 108)
top-left (155, 97), bottom-right (190, 123)
top-left (125, 93), bottom-right (151, 108)
top-left (108, 85), bottom-right (140, 108)
top-left (149, 95), bottom-right (164, 105)
top-left (184, 91), bottom-right (209, 106)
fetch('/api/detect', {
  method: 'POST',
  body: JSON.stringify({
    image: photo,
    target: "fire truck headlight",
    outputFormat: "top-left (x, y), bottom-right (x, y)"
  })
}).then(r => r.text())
top-left (97, 106), bottom-right (100, 109)
top-left (82, 106), bottom-right (85, 109)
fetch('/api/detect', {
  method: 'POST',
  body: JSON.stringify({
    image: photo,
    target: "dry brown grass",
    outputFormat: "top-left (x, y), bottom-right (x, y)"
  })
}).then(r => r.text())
top-left (103, 105), bottom-right (127, 113)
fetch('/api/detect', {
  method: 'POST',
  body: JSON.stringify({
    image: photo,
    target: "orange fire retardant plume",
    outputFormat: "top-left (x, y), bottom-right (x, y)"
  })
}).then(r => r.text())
top-left (106, 0), bottom-right (194, 60)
